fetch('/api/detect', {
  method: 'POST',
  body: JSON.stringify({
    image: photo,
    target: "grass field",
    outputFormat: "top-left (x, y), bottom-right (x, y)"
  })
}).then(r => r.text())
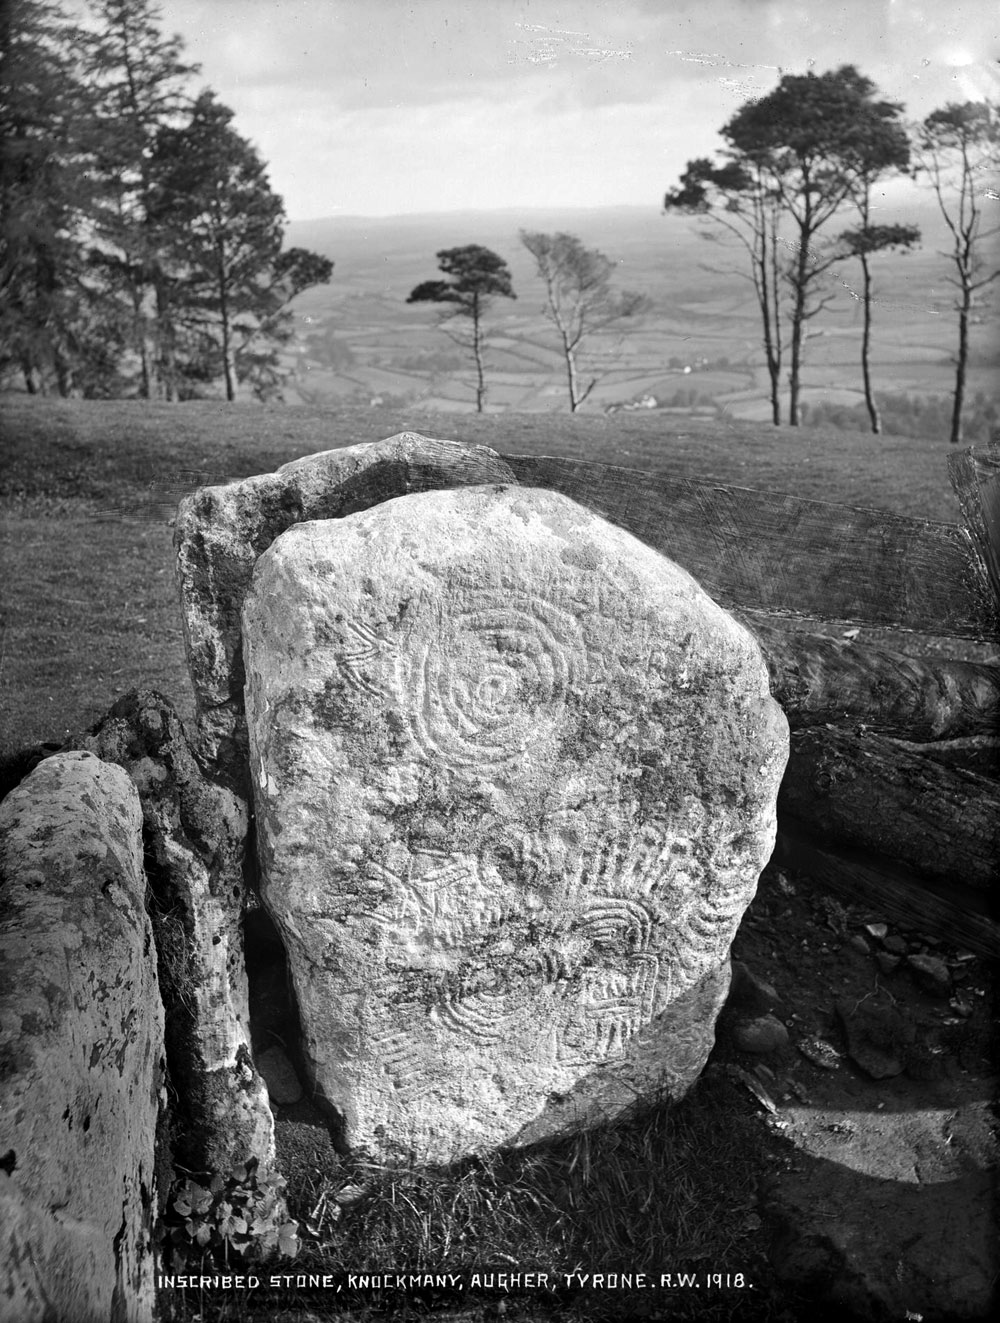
top-left (0, 393), bottom-right (988, 1322)
top-left (0, 393), bottom-right (973, 761)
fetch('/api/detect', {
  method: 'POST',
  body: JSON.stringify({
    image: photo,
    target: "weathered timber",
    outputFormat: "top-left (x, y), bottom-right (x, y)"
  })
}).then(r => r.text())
top-left (743, 618), bottom-right (1000, 739)
top-left (774, 829), bottom-right (1000, 958)
top-left (779, 727), bottom-right (1000, 894)
top-left (504, 454), bottom-right (999, 639)
top-left (949, 442), bottom-right (1000, 612)
top-left (887, 735), bottom-right (1000, 779)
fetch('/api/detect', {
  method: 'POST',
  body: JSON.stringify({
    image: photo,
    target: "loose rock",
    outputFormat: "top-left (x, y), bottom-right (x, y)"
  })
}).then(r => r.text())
top-left (732, 1015), bottom-right (790, 1055)
top-left (875, 952), bottom-right (902, 976)
top-left (907, 953), bottom-right (952, 998)
top-left (797, 1038), bottom-right (842, 1070)
top-left (727, 960), bottom-right (782, 1015)
top-left (257, 1046), bottom-right (304, 1106)
top-left (835, 999), bottom-right (913, 1079)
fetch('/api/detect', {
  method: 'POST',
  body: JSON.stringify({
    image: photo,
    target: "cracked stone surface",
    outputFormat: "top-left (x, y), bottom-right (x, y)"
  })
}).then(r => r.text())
top-left (0, 752), bottom-right (163, 1323)
top-left (243, 485), bottom-right (787, 1162)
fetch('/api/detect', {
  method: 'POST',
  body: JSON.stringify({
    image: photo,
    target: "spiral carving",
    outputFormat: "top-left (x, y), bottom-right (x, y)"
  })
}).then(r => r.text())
top-left (395, 593), bottom-right (585, 771)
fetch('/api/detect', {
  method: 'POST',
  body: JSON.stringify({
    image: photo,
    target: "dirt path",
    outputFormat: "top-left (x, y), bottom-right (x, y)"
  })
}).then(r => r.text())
top-left (720, 867), bottom-right (997, 1320)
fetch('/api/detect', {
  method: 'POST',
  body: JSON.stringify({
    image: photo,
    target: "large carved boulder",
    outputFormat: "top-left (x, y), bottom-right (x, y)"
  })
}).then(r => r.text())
top-left (243, 486), bottom-right (788, 1163)
top-left (0, 752), bottom-right (163, 1323)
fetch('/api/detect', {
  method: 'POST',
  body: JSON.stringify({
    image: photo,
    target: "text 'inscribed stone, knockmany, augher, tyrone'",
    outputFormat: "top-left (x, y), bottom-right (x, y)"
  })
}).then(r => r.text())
top-left (242, 485), bottom-right (788, 1163)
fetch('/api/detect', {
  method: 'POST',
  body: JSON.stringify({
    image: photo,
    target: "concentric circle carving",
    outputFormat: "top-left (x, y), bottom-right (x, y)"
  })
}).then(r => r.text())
top-left (395, 592), bottom-right (585, 770)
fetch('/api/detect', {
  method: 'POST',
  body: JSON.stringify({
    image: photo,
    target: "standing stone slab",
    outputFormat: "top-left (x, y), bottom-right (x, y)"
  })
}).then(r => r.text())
top-left (175, 432), bottom-right (516, 787)
top-left (0, 752), bottom-right (163, 1323)
top-left (243, 487), bottom-right (788, 1162)
top-left (71, 690), bottom-right (274, 1174)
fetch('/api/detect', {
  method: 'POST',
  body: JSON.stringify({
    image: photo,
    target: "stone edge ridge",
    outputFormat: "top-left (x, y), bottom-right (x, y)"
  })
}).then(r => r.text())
top-left (0, 750), bottom-right (163, 1323)
top-left (174, 432), bottom-right (518, 780)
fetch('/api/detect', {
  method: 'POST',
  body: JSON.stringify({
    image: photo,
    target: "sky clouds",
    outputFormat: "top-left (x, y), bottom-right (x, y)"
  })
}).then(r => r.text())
top-left (154, 0), bottom-right (1000, 218)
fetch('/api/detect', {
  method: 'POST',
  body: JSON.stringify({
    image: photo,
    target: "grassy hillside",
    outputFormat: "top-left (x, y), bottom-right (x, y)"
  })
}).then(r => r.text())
top-left (0, 395), bottom-right (974, 760)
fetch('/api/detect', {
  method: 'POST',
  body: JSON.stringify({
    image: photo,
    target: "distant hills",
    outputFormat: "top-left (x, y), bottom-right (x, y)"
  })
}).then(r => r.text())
top-left (281, 199), bottom-right (992, 419)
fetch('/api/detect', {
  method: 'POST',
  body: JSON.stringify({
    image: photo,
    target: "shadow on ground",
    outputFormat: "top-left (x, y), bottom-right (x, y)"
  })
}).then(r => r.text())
top-left (232, 864), bottom-right (997, 1322)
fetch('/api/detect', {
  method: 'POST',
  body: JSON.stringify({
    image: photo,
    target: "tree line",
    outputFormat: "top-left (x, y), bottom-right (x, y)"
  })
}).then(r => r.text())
top-left (407, 234), bottom-right (647, 414)
top-left (663, 66), bottom-right (998, 444)
top-left (407, 68), bottom-right (996, 439)
top-left (1, 0), bottom-right (333, 401)
top-left (3, 14), bottom-right (995, 439)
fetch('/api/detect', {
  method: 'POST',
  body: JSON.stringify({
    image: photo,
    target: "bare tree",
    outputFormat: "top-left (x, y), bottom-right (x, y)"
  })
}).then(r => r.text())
top-left (519, 230), bottom-right (647, 412)
top-left (665, 158), bottom-right (784, 425)
top-left (833, 104), bottom-right (918, 435)
top-left (916, 102), bottom-right (1000, 445)
top-left (835, 223), bottom-right (919, 434)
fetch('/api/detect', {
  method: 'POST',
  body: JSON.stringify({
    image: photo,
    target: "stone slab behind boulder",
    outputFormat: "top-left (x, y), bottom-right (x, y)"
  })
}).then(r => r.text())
top-left (243, 486), bottom-right (788, 1163)
top-left (175, 431), bottom-right (517, 788)
top-left (71, 691), bottom-right (274, 1175)
top-left (0, 752), bottom-right (163, 1323)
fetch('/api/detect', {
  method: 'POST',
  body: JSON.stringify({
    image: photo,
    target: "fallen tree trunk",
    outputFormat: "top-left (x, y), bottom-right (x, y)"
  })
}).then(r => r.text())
top-left (885, 735), bottom-right (1000, 779)
top-left (774, 829), bottom-right (1000, 958)
top-left (745, 618), bottom-right (1000, 740)
top-left (779, 727), bottom-right (1000, 895)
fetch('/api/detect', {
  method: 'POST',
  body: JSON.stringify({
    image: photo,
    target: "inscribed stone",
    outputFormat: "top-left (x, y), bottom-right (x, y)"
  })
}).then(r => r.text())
top-left (243, 486), bottom-right (788, 1161)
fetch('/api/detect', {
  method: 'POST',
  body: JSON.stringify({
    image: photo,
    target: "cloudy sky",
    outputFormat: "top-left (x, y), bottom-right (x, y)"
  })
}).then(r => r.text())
top-left (153, 0), bottom-right (998, 220)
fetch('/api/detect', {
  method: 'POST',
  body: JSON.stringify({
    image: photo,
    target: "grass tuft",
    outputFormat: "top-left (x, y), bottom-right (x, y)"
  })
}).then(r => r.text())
top-left (160, 1074), bottom-right (792, 1321)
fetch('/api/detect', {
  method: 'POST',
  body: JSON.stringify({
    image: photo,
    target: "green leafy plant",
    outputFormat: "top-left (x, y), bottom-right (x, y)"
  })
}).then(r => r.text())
top-left (162, 1158), bottom-right (300, 1268)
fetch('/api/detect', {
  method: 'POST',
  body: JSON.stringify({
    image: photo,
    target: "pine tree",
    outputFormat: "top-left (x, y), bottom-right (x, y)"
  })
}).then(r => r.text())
top-left (723, 66), bottom-right (915, 425)
top-left (79, 0), bottom-right (198, 398)
top-left (835, 222), bottom-right (919, 434)
top-left (833, 97), bottom-right (918, 435)
top-left (407, 246), bottom-right (515, 412)
top-left (0, 0), bottom-right (96, 394)
top-left (665, 158), bottom-right (784, 425)
top-left (148, 91), bottom-right (332, 401)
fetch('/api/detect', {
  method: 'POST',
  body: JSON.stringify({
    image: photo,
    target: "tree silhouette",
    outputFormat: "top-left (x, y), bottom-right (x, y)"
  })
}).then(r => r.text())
top-left (407, 246), bottom-right (515, 412)
top-left (835, 223), bottom-right (919, 434)
top-left (832, 95), bottom-right (918, 435)
top-left (723, 66), bottom-right (916, 425)
top-left (0, 0), bottom-right (104, 394)
top-left (916, 102), bottom-right (999, 445)
top-left (148, 92), bottom-right (332, 401)
top-left (519, 231), bottom-right (646, 412)
top-left (665, 157), bottom-right (784, 425)
top-left (79, 0), bottom-right (198, 398)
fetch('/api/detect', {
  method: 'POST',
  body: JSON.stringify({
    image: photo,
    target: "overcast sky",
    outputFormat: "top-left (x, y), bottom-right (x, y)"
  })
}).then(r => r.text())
top-left (153, 0), bottom-right (999, 220)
